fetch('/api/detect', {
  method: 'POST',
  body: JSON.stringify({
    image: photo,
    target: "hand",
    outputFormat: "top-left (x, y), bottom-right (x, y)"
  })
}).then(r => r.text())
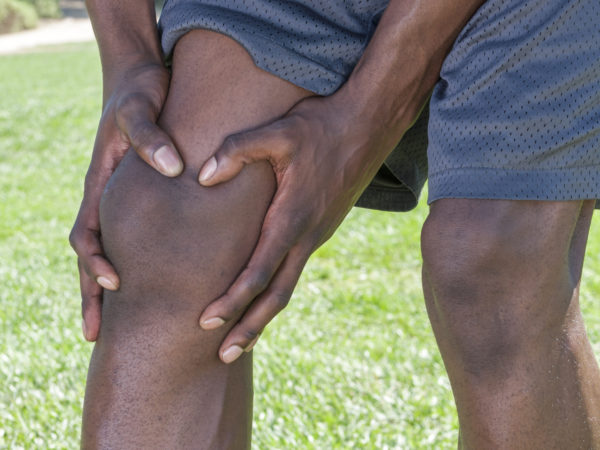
top-left (70, 62), bottom-right (183, 341)
top-left (197, 92), bottom-right (403, 363)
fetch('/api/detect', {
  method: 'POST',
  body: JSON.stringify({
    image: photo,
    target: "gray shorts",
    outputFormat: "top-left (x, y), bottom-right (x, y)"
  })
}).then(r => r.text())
top-left (159, 0), bottom-right (600, 211)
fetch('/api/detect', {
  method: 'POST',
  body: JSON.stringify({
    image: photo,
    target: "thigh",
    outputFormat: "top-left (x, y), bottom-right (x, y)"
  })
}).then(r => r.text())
top-left (423, 198), bottom-right (594, 282)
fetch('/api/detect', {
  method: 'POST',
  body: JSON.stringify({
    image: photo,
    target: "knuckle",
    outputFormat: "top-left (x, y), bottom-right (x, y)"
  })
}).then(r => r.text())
top-left (267, 130), bottom-right (297, 165)
top-left (270, 290), bottom-right (292, 310)
top-left (305, 229), bottom-right (324, 251)
top-left (291, 214), bottom-right (310, 234)
top-left (221, 133), bottom-right (242, 156)
top-left (221, 299), bottom-right (242, 317)
top-left (221, 132), bottom-right (255, 164)
top-left (128, 120), bottom-right (156, 149)
top-left (83, 170), bottom-right (104, 193)
top-left (80, 294), bottom-right (90, 311)
top-left (115, 91), bottom-right (147, 116)
top-left (261, 224), bottom-right (297, 250)
top-left (81, 232), bottom-right (98, 255)
top-left (281, 115), bottom-right (308, 144)
top-left (244, 269), bottom-right (271, 295)
top-left (69, 227), bottom-right (84, 252)
top-left (280, 214), bottom-right (309, 241)
top-left (68, 228), bottom-right (78, 249)
top-left (269, 122), bottom-right (294, 147)
top-left (242, 329), bottom-right (260, 341)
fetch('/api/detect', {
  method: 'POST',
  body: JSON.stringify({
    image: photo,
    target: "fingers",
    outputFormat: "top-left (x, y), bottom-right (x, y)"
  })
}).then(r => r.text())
top-left (198, 122), bottom-right (294, 185)
top-left (199, 209), bottom-right (305, 328)
top-left (115, 92), bottom-right (183, 177)
top-left (69, 220), bottom-right (119, 291)
top-left (71, 221), bottom-right (117, 343)
top-left (70, 198), bottom-right (119, 341)
top-left (72, 140), bottom-right (119, 342)
top-left (79, 259), bottom-right (103, 342)
top-left (218, 247), bottom-right (310, 364)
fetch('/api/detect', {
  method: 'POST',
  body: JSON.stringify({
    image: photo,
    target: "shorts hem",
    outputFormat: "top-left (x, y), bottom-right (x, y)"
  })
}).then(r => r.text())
top-left (355, 186), bottom-right (419, 212)
top-left (428, 166), bottom-right (600, 208)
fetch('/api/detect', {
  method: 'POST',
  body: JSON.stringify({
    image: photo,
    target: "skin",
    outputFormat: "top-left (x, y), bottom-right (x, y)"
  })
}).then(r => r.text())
top-left (70, 0), bottom-right (600, 447)
top-left (71, 0), bottom-right (182, 341)
top-left (73, 0), bottom-right (486, 357)
top-left (422, 199), bottom-right (600, 448)
top-left (81, 30), bottom-right (311, 448)
top-left (198, 0), bottom-right (489, 358)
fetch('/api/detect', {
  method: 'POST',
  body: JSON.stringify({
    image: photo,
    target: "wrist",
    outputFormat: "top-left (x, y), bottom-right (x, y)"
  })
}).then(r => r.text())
top-left (334, 24), bottom-right (434, 143)
top-left (97, 24), bottom-right (164, 76)
top-left (336, 58), bottom-right (429, 137)
top-left (331, 59), bottom-right (432, 160)
top-left (334, 0), bottom-right (485, 143)
top-left (86, 0), bottom-right (165, 98)
top-left (102, 55), bottom-right (169, 104)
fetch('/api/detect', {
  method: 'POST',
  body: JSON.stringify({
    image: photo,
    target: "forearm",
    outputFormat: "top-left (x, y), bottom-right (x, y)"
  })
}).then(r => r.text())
top-left (338, 0), bottom-right (485, 147)
top-left (85, 0), bottom-right (164, 97)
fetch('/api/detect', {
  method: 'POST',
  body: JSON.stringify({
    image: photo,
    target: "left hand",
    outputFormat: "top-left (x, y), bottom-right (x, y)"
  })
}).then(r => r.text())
top-left (70, 62), bottom-right (182, 341)
top-left (197, 92), bottom-right (404, 363)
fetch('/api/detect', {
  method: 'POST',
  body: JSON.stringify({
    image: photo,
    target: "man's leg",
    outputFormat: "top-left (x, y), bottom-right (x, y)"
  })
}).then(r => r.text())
top-left (421, 198), bottom-right (600, 449)
top-left (80, 30), bottom-right (311, 449)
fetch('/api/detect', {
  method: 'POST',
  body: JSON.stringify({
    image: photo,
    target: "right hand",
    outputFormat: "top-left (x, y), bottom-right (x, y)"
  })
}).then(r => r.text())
top-left (70, 62), bottom-right (183, 342)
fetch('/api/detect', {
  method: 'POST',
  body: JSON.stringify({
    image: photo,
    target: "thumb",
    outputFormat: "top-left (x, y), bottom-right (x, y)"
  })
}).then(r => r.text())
top-left (116, 94), bottom-right (184, 177)
top-left (127, 119), bottom-right (184, 178)
top-left (198, 124), bottom-right (291, 186)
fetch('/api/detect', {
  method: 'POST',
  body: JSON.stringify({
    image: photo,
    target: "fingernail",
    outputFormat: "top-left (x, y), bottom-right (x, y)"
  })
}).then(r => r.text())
top-left (222, 345), bottom-right (244, 364)
top-left (199, 157), bottom-right (217, 183)
top-left (97, 276), bottom-right (117, 290)
top-left (245, 336), bottom-right (259, 352)
top-left (82, 319), bottom-right (89, 340)
top-left (200, 317), bottom-right (225, 330)
top-left (154, 145), bottom-right (183, 177)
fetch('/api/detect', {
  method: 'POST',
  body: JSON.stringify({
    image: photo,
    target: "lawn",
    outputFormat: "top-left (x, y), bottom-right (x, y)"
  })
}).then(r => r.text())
top-left (0, 43), bottom-right (599, 449)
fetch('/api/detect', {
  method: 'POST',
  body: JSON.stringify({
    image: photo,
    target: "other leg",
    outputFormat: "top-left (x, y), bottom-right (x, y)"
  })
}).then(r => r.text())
top-left (421, 198), bottom-right (600, 449)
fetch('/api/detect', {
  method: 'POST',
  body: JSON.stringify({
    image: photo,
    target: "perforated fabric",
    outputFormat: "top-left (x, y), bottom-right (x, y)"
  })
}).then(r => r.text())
top-left (158, 0), bottom-right (600, 211)
top-left (159, 0), bottom-right (388, 95)
top-left (427, 0), bottom-right (600, 208)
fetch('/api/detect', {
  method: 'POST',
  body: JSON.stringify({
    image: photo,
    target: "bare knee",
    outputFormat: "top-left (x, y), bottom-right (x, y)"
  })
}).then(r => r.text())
top-left (97, 149), bottom-right (274, 364)
top-left (421, 199), bottom-right (582, 292)
top-left (80, 153), bottom-right (270, 447)
top-left (421, 199), bottom-right (584, 375)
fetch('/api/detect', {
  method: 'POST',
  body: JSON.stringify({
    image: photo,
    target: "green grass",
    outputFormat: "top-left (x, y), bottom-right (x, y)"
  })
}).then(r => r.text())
top-left (0, 42), bottom-right (599, 449)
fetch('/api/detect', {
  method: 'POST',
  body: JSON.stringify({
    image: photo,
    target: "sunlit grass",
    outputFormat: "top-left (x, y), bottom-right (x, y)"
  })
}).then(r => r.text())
top-left (0, 42), bottom-right (599, 449)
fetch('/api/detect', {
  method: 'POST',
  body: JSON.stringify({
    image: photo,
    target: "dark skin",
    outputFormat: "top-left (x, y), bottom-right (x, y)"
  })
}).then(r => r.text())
top-left (70, 0), bottom-right (182, 340)
top-left (72, 0), bottom-right (485, 355)
top-left (421, 198), bottom-right (600, 448)
top-left (72, 0), bottom-right (600, 447)
top-left (81, 32), bottom-right (310, 446)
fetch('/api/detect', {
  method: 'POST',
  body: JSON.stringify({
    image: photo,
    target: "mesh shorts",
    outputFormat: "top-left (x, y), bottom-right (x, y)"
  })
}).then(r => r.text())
top-left (159, 0), bottom-right (600, 212)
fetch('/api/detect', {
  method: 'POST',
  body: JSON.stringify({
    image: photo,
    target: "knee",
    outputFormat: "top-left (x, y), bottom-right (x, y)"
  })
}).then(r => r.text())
top-left (421, 199), bottom-right (575, 299)
top-left (96, 150), bottom-right (274, 365)
top-left (420, 200), bottom-right (579, 374)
